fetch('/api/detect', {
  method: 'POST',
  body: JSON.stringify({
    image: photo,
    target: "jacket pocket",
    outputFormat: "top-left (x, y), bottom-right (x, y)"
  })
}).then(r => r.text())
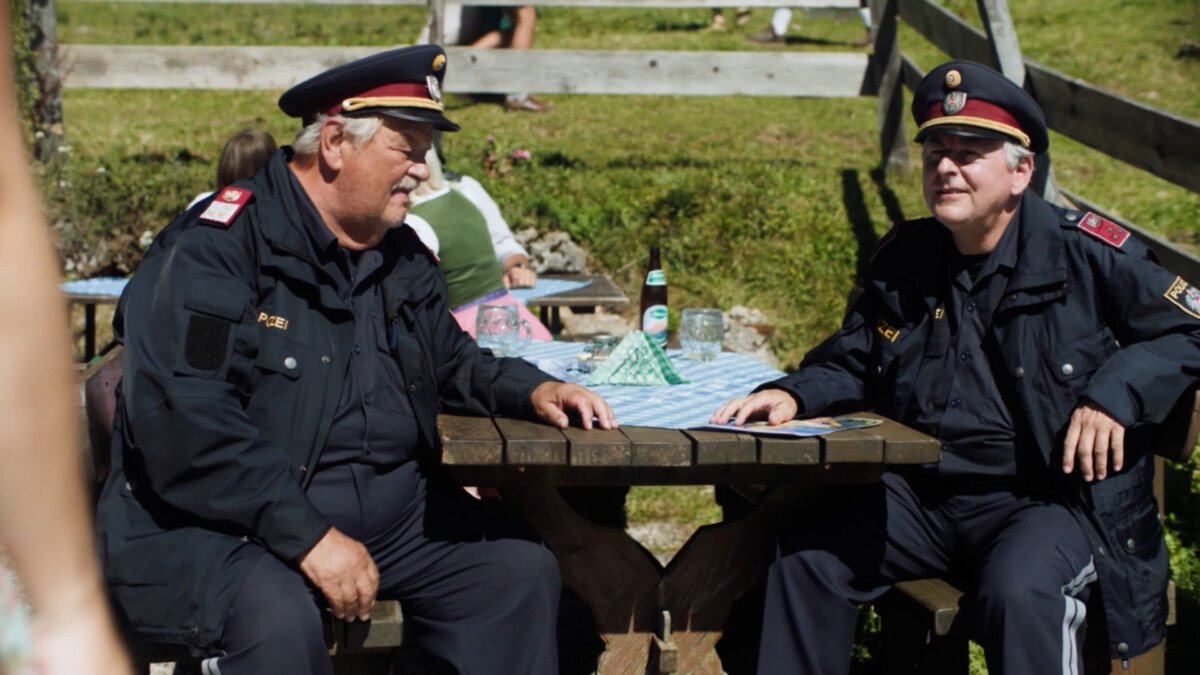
top-left (254, 332), bottom-right (307, 382)
top-left (175, 280), bottom-right (250, 378)
top-left (1044, 326), bottom-right (1115, 386)
top-left (1109, 496), bottom-right (1169, 631)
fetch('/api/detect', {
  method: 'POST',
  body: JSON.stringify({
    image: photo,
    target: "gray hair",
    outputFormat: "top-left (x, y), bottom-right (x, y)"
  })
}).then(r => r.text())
top-left (1004, 141), bottom-right (1035, 170)
top-left (920, 137), bottom-right (1035, 171)
top-left (290, 114), bottom-right (384, 157)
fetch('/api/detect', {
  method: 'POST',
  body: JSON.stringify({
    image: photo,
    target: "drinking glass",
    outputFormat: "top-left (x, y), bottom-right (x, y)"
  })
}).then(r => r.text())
top-left (679, 308), bottom-right (724, 361)
top-left (475, 304), bottom-right (531, 357)
top-left (589, 334), bottom-right (620, 365)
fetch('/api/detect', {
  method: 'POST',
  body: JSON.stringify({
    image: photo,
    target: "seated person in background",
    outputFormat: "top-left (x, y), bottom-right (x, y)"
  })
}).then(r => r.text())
top-left (418, 5), bottom-right (552, 112)
top-left (187, 128), bottom-right (277, 209)
top-left (96, 45), bottom-right (614, 675)
top-left (712, 61), bottom-right (1200, 673)
top-left (407, 147), bottom-right (553, 340)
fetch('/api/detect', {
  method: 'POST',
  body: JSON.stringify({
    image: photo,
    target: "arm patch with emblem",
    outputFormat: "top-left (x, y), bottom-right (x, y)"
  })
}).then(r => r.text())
top-left (184, 314), bottom-right (233, 370)
top-left (1165, 276), bottom-right (1200, 320)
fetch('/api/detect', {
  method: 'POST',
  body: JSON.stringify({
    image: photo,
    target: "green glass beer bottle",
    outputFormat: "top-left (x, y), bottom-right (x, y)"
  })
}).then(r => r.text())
top-left (639, 246), bottom-right (668, 348)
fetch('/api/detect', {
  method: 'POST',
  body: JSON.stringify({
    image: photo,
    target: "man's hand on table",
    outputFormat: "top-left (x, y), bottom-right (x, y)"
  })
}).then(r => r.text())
top-left (298, 527), bottom-right (379, 621)
top-left (531, 381), bottom-right (617, 430)
top-left (710, 389), bottom-right (799, 427)
top-left (1062, 400), bottom-right (1125, 482)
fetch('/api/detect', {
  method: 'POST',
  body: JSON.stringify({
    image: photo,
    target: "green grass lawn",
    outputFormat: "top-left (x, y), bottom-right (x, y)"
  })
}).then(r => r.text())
top-left (36, 1), bottom-right (1200, 671)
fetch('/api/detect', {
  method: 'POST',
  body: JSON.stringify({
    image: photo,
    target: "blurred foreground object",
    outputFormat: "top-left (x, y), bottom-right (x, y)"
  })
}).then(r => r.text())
top-left (0, 1), bottom-right (133, 673)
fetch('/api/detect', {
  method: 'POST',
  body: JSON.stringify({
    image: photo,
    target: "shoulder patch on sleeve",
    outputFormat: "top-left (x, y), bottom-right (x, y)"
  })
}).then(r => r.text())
top-left (1164, 276), bottom-right (1200, 320)
top-left (198, 187), bottom-right (253, 227)
top-left (1076, 211), bottom-right (1130, 249)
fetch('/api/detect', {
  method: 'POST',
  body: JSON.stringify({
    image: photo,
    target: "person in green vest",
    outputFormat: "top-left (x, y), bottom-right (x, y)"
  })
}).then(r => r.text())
top-left (407, 149), bottom-right (553, 340)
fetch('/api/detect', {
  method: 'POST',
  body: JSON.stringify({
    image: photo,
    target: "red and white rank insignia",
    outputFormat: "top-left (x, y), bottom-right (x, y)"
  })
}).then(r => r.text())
top-left (1165, 276), bottom-right (1200, 320)
top-left (1078, 212), bottom-right (1129, 248)
top-left (199, 187), bottom-right (252, 226)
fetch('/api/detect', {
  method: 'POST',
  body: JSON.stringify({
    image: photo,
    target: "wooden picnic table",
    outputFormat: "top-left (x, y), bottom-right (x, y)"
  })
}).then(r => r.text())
top-left (524, 273), bottom-right (630, 334)
top-left (437, 413), bottom-right (941, 674)
top-left (64, 289), bottom-right (121, 362)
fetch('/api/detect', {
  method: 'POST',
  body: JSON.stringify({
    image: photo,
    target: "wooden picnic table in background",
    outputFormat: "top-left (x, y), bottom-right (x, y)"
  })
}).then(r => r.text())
top-left (64, 289), bottom-right (120, 362)
top-left (524, 273), bottom-right (629, 334)
top-left (438, 413), bottom-right (940, 674)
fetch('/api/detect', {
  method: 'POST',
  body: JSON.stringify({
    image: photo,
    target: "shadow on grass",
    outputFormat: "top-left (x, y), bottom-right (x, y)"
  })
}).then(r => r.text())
top-left (783, 35), bottom-right (861, 48)
top-left (534, 154), bottom-right (836, 171)
top-left (868, 167), bottom-right (907, 228)
top-left (840, 167), bottom-right (908, 288)
top-left (651, 20), bottom-right (710, 33)
top-left (840, 169), bottom-right (877, 287)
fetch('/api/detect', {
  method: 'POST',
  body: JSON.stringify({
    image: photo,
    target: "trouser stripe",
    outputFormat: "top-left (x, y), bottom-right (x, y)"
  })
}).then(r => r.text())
top-left (201, 657), bottom-right (222, 675)
top-left (1060, 556), bottom-right (1097, 675)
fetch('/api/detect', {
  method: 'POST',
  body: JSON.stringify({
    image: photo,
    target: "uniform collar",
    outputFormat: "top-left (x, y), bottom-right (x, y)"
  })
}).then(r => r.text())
top-left (1005, 189), bottom-right (1069, 292)
top-left (944, 204), bottom-right (1021, 290)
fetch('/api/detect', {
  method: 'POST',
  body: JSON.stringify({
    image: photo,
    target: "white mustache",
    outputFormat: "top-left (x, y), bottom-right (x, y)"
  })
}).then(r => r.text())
top-left (392, 176), bottom-right (420, 193)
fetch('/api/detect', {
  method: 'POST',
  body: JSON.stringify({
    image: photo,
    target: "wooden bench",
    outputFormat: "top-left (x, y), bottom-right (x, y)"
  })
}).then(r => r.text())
top-left (80, 347), bottom-right (408, 674)
top-left (877, 387), bottom-right (1200, 675)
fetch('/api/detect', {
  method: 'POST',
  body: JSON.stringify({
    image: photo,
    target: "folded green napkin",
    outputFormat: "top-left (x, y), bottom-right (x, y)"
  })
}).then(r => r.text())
top-left (587, 331), bottom-right (691, 386)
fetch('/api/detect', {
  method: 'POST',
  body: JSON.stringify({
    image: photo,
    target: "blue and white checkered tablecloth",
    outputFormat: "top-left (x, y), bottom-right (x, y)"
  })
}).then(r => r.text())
top-left (521, 340), bottom-right (785, 429)
top-left (60, 277), bottom-right (130, 298)
top-left (508, 278), bottom-right (591, 305)
top-left (60, 277), bottom-right (590, 304)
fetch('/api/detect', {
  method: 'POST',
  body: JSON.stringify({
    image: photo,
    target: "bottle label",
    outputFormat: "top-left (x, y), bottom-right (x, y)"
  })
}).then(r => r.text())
top-left (642, 305), bottom-right (668, 346)
top-left (645, 270), bottom-right (665, 286)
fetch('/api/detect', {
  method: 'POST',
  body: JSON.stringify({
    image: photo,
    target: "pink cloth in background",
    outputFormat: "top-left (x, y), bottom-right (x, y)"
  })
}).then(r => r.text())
top-left (452, 290), bottom-right (554, 342)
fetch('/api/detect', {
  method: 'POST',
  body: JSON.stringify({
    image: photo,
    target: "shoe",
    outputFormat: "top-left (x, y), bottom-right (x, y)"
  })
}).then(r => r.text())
top-left (852, 29), bottom-right (874, 48)
top-left (746, 26), bottom-right (785, 46)
top-left (503, 94), bottom-right (554, 113)
top-left (734, 7), bottom-right (752, 27)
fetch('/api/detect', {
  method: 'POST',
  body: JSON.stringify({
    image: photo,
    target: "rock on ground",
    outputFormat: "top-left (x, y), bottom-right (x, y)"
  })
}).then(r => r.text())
top-left (626, 521), bottom-right (694, 566)
top-left (722, 305), bottom-right (779, 369)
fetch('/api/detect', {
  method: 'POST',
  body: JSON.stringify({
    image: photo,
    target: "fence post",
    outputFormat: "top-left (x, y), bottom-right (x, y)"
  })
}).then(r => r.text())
top-left (975, 0), bottom-right (1062, 204)
top-left (429, 0), bottom-right (445, 45)
top-left (871, 0), bottom-right (907, 173)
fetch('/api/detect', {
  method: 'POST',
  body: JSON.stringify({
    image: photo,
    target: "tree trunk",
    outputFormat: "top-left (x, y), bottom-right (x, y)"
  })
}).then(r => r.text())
top-left (21, 0), bottom-right (63, 164)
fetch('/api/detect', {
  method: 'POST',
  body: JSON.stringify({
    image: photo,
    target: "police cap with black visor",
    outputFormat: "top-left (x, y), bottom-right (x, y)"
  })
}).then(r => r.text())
top-left (278, 43), bottom-right (460, 132)
top-left (911, 60), bottom-right (1048, 154)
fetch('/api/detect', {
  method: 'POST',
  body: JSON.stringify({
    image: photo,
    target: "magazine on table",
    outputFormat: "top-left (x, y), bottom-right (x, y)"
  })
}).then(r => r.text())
top-left (697, 415), bottom-right (883, 437)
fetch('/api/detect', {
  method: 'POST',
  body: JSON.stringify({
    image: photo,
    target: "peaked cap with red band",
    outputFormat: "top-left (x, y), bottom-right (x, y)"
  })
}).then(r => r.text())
top-left (911, 60), bottom-right (1048, 154)
top-left (278, 44), bottom-right (459, 132)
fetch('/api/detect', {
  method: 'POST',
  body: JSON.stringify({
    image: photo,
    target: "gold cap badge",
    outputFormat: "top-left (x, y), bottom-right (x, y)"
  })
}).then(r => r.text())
top-left (431, 54), bottom-right (446, 73)
top-left (945, 69), bottom-right (962, 88)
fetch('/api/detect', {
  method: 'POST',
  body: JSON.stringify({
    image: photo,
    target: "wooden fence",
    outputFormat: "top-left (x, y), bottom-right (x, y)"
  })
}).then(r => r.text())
top-left (54, 0), bottom-right (1200, 279)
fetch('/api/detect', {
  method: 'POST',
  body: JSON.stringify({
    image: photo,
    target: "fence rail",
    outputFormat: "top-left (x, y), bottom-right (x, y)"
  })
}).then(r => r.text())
top-left (52, 0), bottom-right (1200, 276)
top-left (64, 45), bottom-right (873, 96)
top-left (63, 0), bottom-right (855, 6)
top-left (59, 0), bottom-right (1200, 197)
top-left (895, 0), bottom-right (1200, 196)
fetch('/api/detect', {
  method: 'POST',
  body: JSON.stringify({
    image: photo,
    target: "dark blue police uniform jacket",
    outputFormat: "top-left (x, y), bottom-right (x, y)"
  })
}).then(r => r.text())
top-left (765, 189), bottom-right (1200, 659)
top-left (95, 150), bottom-right (554, 653)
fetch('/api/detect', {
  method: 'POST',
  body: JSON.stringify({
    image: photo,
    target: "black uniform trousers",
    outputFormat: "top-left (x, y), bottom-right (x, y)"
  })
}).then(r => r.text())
top-left (757, 472), bottom-right (1095, 675)
top-left (208, 460), bottom-right (560, 675)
